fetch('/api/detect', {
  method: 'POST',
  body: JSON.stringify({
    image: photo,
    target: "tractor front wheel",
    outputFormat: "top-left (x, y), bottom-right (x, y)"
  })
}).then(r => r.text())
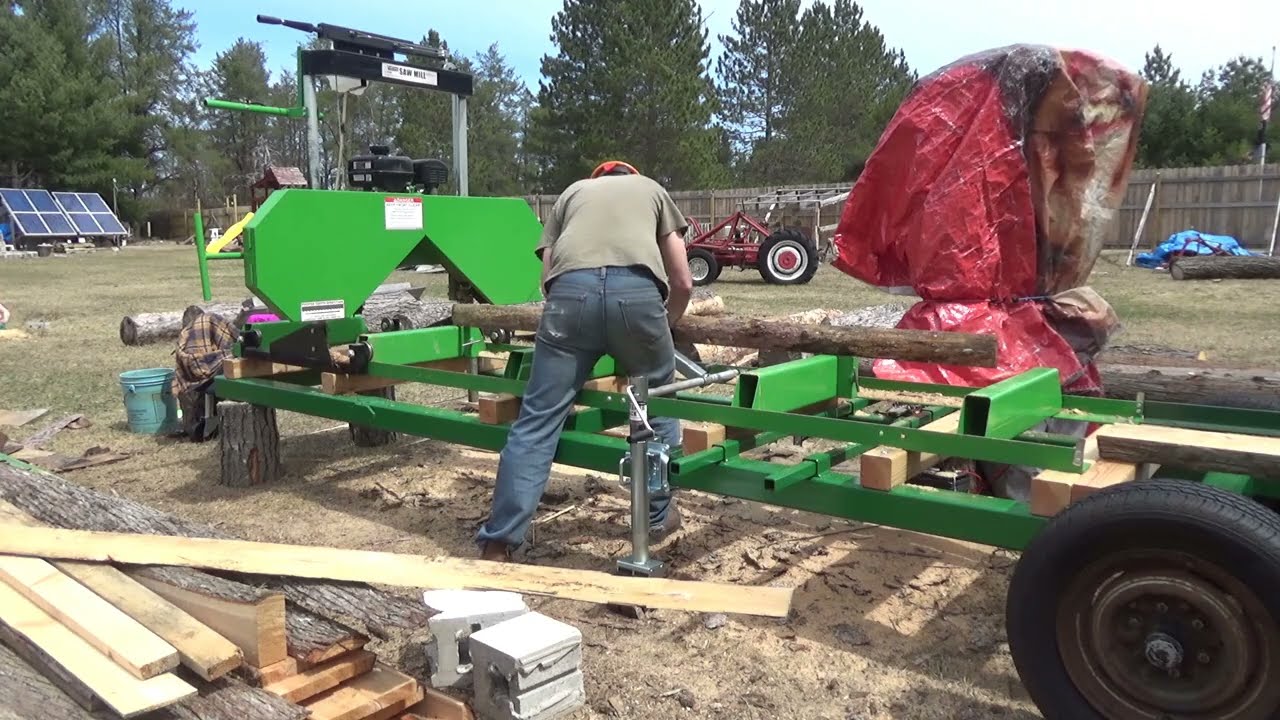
top-left (687, 247), bottom-right (721, 286)
top-left (1007, 479), bottom-right (1280, 720)
top-left (758, 229), bottom-right (817, 285)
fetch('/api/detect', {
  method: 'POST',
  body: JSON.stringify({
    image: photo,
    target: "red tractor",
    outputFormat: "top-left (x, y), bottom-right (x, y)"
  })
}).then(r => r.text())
top-left (683, 211), bottom-right (819, 286)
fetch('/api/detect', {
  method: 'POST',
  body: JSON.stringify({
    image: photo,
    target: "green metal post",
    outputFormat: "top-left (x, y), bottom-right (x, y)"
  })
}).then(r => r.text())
top-left (194, 211), bottom-right (211, 301)
top-left (204, 98), bottom-right (307, 118)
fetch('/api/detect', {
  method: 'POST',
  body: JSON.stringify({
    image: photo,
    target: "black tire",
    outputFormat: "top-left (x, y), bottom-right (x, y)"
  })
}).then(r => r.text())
top-left (757, 229), bottom-right (818, 285)
top-left (687, 247), bottom-right (720, 286)
top-left (1007, 479), bottom-right (1280, 720)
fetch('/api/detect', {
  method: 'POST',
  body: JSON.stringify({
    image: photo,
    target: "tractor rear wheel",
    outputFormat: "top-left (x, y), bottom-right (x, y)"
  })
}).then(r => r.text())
top-left (1007, 479), bottom-right (1280, 720)
top-left (758, 229), bottom-right (817, 285)
top-left (687, 248), bottom-right (720, 286)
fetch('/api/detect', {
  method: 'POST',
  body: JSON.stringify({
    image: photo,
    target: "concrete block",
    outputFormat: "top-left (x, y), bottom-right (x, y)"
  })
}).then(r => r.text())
top-left (470, 612), bottom-right (585, 720)
top-left (422, 590), bottom-right (528, 689)
top-left (474, 669), bottom-right (583, 720)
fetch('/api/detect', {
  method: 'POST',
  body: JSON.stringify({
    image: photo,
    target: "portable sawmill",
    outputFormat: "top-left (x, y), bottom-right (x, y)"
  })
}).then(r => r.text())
top-left (193, 15), bottom-right (1280, 720)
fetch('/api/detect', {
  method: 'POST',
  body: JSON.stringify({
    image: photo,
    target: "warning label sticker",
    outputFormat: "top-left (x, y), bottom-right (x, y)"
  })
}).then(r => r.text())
top-left (382, 62), bottom-right (438, 87)
top-left (384, 196), bottom-right (423, 231)
top-left (300, 299), bottom-right (345, 322)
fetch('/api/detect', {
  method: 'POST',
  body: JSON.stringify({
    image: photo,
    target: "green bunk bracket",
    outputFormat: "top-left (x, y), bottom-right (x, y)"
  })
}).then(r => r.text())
top-left (361, 326), bottom-right (481, 366)
top-left (235, 317), bottom-right (369, 357)
top-left (735, 355), bottom-right (839, 411)
top-left (959, 368), bottom-right (1062, 439)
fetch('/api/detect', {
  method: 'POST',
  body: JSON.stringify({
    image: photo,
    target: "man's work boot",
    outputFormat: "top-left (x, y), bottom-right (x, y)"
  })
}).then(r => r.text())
top-left (649, 501), bottom-right (683, 542)
top-left (480, 541), bottom-right (512, 563)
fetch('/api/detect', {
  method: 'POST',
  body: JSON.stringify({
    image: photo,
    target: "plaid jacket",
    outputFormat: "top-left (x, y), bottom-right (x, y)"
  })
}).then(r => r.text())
top-left (172, 314), bottom-right (238, 397)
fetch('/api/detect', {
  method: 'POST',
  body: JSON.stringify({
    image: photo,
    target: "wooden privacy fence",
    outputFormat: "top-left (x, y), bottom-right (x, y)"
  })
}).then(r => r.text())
top-left (524, 164), bottom-right (1280, 254)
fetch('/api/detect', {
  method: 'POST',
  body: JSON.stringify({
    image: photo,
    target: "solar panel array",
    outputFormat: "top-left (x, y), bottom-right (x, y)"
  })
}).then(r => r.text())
top-left (0, 188), bottom-right (127, 238)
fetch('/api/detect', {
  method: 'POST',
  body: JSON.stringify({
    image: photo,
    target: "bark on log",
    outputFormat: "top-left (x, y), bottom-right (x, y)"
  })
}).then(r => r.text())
top-left (0, 641), bottom-right (99, 718)
top-left (1170, 255), bottom-right (1280, 280)
top-left (183, 303), bottom-right (247, 327)
top-left (218, 403), bottom-right (281, 487)
top-left (0, 623), bottom-right (305, 720)
top-left (0, 462), bottom-right (430, 638)
top-left (349, 388), bottom-right (399, 447)
top-left (452, 304), bottom-right (998, 367)
top-left (374, 301), bottom-right (453, 332)
top-left (120, 312), bottom-right (185, 346)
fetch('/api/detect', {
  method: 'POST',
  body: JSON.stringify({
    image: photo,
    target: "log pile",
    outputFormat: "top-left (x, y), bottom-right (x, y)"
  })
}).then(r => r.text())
top-left (0, 460), bottom-right (440, 720)
top-left (1170, 255), bottom-right (1280, 281)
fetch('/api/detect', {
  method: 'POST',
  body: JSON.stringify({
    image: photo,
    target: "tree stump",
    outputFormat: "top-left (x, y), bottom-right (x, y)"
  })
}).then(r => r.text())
top-left (349, 387), bottom-right (399, 447)
top-left (119, 312), bottom-right (184, 346)
top-left (218, 402), bottom-right (281, 487)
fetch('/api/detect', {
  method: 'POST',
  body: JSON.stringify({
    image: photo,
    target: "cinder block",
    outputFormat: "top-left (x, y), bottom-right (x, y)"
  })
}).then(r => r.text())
top-left (470, 612), bottom-right (584, 720)
top-left (423, 590), bottom-right (528, 689)
top-left (474, 669), bottom-right (584, 720)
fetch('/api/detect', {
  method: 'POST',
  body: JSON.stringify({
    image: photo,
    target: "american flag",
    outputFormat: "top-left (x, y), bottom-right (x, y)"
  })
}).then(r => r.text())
top-left (1264, 80), bottom-right (1274, 122)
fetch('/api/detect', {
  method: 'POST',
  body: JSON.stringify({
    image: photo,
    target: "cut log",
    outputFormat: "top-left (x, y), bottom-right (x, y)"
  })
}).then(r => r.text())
top-left (0, 581), bottom-right (196, 717)
top-left (361, 292), bottom-right (449, 333)
top-left (284, 602), bottom-right (368, 668)
top-left (303, 664), bottom-right (421, 720)
top-left (120, 312), bottom-right (185, 346)
top-left (451, 303), bottom-right (997, 367)
top-left (183, 302), bottom-right (247, 327)
top-left (131, 567), bottom-right (288, 669)
top-left (0, 461), bottom-right (432, 634)
top-left (265, 649), bottom-right (376, 703)
top-left (0, 555), bottom-right (179, 679)
top-left (686, 295), bottom-right (725, 317)
top-left (1095, 424), bottom-right (1280, 479)
top-left (1170, 255), bottom-right (1280, 281)
top-left (0, 642), bottom-right (100, 717)
top-left (218, 402), bottom-right (281, 487)
top-left (242, 657), bottom-right (299, 687)
top-left (349, 387), bottom-right (399, 447)
top-left (0, 499), bottom-right (243, 681)
top-left (0, 526), bottom-right (795, 618)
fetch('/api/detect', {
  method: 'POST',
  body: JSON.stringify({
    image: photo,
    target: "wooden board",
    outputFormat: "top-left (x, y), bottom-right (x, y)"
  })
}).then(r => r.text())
top-left (0, 581), bottom-right (195, 717)
top-left (0, 641), bottom-right (101, 718)
top-left (1029, 435), bottom-right (1158, 516)
top-left (856, 388), bottom-right (964, 409)
top-left (0, 526), bottom-right (795, 618)
top-left (266, 649), bottom-right (377, 703)
top-left (132, 569), bottom-right (288, 668)
top-left (404, 688), bottom-right (475, 720)
top-left (859, 413), bottom-right (962, 491)
top-left (0, 408), bottom-right (48, 427)
top-left (304, 664), bottom-right (422, 720)
top-left (477, 393), bottom-right (520, 425)
top-left (224, 357), bottom-right (306, 380)
top-left (245, 657), bottom-right (300, 686)
top-left (57, 561), bottom-right (243, 681)
top-left (0, 554), bottom-right (178, 679)
top-left (322, 357), bottom-right (503, 395)
top-left (682, 423), bottom-right (726, 454)
top-left (0, 499), bottom-right (243, 679)
top-left (1095, 423), bottom-right (1280, 479)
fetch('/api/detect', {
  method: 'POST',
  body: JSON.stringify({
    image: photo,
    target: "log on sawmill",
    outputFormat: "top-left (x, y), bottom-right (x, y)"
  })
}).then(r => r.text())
top-left (369, 295), bottom-right (453, 332)
top-left (450, 303), bottom-right (998, 367)
top-left (1170, 255), bottom-right (1280, 281)
top-left (119, 312), bottom-right (185, 346)
top-left (119, 283), bottom-right (416, 346)
top-left (0, 462), bottom-right (430, 636)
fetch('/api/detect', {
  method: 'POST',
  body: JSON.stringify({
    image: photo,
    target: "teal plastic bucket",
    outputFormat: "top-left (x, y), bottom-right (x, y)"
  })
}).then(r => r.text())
top-left (119, 368), bottom-right (178, 434)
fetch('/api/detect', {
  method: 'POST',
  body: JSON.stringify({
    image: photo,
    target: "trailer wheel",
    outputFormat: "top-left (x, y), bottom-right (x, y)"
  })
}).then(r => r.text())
top-left (758, 229), bottom-right (817, 285)
top-left (687, 248), bottom-right (720, 286)
top-left (1007, 479), bottom-right (1280, 720)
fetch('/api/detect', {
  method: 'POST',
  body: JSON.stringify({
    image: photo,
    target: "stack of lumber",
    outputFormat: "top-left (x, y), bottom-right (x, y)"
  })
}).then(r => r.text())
top-left (0, 459), bottom-right (438, 720)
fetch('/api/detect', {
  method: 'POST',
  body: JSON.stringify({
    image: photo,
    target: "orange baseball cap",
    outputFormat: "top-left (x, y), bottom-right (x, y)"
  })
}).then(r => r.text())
top-left (590, 160), bottom-right (639, 178)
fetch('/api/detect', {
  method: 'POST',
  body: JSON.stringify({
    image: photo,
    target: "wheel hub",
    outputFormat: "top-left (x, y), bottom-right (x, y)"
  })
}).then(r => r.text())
top-left (689, 257), bottom-right (709, 282)
top-left (1059, 558), bottom-right (1279, 719)
top-left (775, 248), bottom-right (799, 270)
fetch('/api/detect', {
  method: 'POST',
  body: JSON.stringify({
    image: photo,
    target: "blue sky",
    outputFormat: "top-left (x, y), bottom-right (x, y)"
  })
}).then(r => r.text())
top-left (191, 1), bottom-right (1278, 88)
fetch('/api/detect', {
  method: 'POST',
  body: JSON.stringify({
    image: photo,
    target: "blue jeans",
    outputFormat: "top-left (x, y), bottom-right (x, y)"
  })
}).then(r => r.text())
top-left (476, 267), bottom-right (681, 549)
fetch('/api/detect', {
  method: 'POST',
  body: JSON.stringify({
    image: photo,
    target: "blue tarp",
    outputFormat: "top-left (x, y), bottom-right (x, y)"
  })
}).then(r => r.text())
top-left (0, 222), bottom-right (10, 245)
top-left (1135, 230), bottom-right (1253, 268)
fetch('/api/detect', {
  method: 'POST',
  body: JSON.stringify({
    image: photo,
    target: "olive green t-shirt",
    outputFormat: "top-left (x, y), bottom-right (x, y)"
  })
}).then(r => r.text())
top-left (536, 174), bottom-right (688, 298)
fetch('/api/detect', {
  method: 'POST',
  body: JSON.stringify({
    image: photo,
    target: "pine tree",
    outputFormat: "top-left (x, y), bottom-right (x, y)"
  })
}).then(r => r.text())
top-left (715, 0), bottom-right (803, 183)
top-left (202, 39), bottom-right (272, 196)
top-left (530, 0), bottom-right (724, 191)
top-left (468, 44), bottom-right (531, 197)
top-left (1136, 45), bottom-right (1200, 167)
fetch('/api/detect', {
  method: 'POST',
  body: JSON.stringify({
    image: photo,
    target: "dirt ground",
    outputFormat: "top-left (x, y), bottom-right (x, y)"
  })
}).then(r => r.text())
top-left (2, 245), bottom-right (1278, 719)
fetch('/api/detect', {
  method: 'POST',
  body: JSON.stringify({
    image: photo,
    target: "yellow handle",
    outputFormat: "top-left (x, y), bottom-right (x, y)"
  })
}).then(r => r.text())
top-left (205, 212), bottom-right (254, 254)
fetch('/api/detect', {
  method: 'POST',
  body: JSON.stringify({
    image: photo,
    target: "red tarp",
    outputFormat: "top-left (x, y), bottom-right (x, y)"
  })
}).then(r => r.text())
top-left (832, 45), bottom-right (1146, 393)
